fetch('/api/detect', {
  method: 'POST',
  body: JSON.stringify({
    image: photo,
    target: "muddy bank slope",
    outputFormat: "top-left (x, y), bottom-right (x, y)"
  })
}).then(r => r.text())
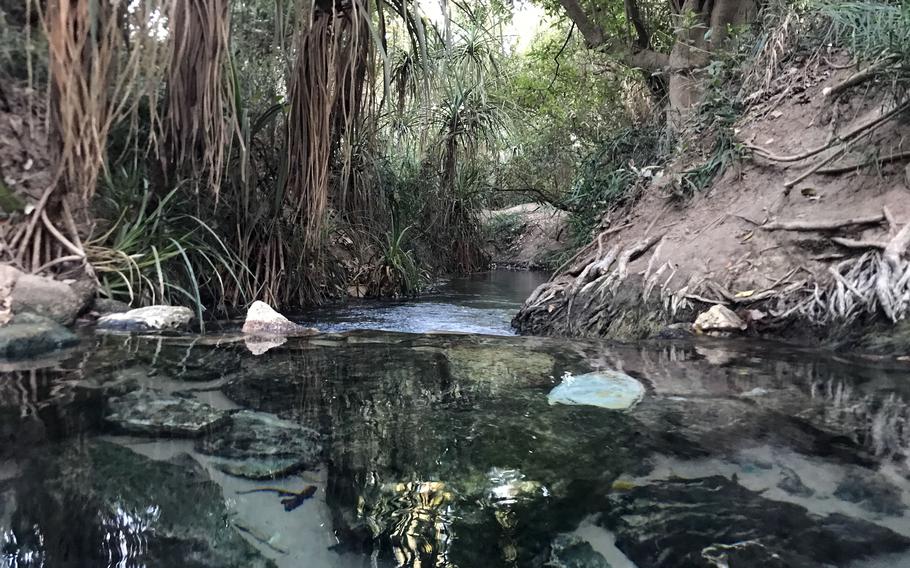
top-left (482, 204), bottom-right (570, 270)
top-left (514, 55), bottom-right (910, 354)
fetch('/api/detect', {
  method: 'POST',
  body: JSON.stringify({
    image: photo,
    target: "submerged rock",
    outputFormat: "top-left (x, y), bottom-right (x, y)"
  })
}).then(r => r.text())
top-left (484, 468), bottom-right (547, 507)
top-left (4, 440), bottom-right (274, 568)
top-left (97, 305), bottom-right (195, 332)
top-left (446, 345), bottom-right (556, 389)
top-left (600, 475), bottom-right (910, 567)
top-left (548, 371), bottom-right (645, 410)
top-left (242, 300), bottom-right (318, 336)
top-left (134, 341), bottom-right (242, 382)
top-left (547, 534), bottom-right (611, 568)
top-left (105, 389), bottom-right (227, 436)
top-left (777, 466), bottom-right (814, 497)
top-left (195, 410), bottom-right (321, 479)
top-left (693, 305), bottom-right (747, 334)
top-left (834, 467), bottom-right (907, 516)
top-left (0, 312), bottom-right (78, 359)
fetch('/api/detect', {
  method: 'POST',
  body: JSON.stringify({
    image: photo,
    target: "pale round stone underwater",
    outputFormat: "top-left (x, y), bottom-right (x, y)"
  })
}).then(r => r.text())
top-left (547, 371), bottom-right (645, 410)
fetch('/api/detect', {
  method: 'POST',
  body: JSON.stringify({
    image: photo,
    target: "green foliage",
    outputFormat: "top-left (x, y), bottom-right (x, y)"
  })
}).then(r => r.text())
top-left (815, 0), bottom-right (910, 62)
top-left (814, 0), bottom-right (910, 95)
top-left (87, 169), bottom-right (249, 319)
top-left (568, 123), bottom-right (671, 241)
top-left (495, 25), bottom-right (642, 209)
top-left (485, 211), bottom-right (526, 245)
top-left (369, 224), bottom-right (425, 297)
top-left (0, 8), bottom-right (45, 82)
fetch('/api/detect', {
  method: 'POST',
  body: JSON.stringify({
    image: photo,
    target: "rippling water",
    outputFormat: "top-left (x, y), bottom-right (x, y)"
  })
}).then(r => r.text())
top-left (2, 271), bottom-right (910, 568)
top-left (293, 270), bottom-right (550, 335)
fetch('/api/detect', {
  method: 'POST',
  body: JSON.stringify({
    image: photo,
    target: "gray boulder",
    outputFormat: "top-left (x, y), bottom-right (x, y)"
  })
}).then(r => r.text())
top-left (105, 389), bottom-right (227, 437)
top-left (0, 312), bottom-right (78, 359)
top-left (196, 410), bottom-right (321, 479)
top-left (242, 300), bottom-right (317, 336)
top-left (693, 305), bottom-right (747, 334)
top-left (97, 305), bottom-right (194, 332)
top-left (9, 270), bottom-right (86, 325)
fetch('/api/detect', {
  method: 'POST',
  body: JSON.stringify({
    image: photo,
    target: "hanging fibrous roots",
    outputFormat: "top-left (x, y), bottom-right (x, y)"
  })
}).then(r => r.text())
top-left (164, 0), bottom-right (235, 197)
top-left (7, 0), bottom-right (173, 273)
top-left (780, 224), bottom-right (910, 326)
top-left (286, 0), bottom-right (372, 250)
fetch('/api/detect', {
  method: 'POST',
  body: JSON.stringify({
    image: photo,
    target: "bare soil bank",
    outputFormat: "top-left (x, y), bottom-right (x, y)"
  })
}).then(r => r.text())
top-left (514, 54), bottom-right (910, 355)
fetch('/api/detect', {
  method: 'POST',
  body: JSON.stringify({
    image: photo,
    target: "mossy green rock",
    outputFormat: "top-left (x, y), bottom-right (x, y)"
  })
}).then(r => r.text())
top-left (105, 389), bottom-right (228, 437)
top-left (5, 441), bottom-right (275, 567)
top-left (195, 410), bottom-right (321, 479)
top-left (446, 345), bottom-right (555, 388)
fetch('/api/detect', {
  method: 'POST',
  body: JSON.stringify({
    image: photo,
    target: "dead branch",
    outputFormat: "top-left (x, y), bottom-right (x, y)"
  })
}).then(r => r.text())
top-left (823, 57), bottom-right (898, 99)
top-left (784, 147), bottom-right (846, 189)
top-left (762, 214), bottom-right (885, 232)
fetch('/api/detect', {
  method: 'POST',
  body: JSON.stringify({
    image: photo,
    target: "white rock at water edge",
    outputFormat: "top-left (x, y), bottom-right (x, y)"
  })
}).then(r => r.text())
top-left (97, 305), bottom-right (195, 332)
top-left (242, 300), bottom-right (318, 336)
top-left (547, 370), bottom-right (645, 410)
top-left (693, 304), bottom-right (746, 333)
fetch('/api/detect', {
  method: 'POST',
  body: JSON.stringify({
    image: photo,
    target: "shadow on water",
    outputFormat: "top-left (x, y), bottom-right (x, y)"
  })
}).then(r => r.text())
top-left (3, 272), bottom-right (910, 567)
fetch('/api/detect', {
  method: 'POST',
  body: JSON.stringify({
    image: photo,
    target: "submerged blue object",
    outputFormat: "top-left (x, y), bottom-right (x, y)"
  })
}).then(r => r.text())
top-left (547, 371), bottom-right (645, 410)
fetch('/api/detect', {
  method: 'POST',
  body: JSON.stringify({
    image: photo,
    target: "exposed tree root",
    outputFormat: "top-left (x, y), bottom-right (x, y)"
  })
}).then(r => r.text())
top-left (779, 222), bottom-right (910, 325)
top-left (744, 102), bottom-right (908, 164)
top-left (831, 237), bottom-right (887, 251)
top-left (762, 214), bottom-right (884, 232)
top-left (516, 211), bottom-right (910, 340)
top-left (817, 150), bottom-right (910, 175)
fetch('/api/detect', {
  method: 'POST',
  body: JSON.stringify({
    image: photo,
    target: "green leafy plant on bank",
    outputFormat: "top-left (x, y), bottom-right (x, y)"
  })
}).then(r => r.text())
top-left (814, 0), bottom-right (910, 93)
top-left (86, 168), bottom-right (249, 323)
top-left (368, 224), bottom-right (425, 297)
top-left (568, 123), bottom-right (672, 243)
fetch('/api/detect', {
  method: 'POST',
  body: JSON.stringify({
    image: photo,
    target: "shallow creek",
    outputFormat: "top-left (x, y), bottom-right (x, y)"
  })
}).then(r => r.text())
top-left (2, 271), bottom-right (910, 567)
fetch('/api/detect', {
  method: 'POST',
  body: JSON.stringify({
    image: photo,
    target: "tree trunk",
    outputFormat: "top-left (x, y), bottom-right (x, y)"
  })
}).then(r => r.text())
top-left (555, 0), bottom-right (758, 122)
top-left (667, 0), bottom-right (757, 125)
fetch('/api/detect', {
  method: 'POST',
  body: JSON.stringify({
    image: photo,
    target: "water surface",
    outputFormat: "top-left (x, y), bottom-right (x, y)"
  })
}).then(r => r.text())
top-left (294, 271), bottom-right (549, 335)
top-left (2, 271), bottom-right (910, 568)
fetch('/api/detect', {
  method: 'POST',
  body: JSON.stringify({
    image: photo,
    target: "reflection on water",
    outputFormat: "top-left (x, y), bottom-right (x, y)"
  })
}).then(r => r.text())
top-left (2, 271), bottom-right (910, 567)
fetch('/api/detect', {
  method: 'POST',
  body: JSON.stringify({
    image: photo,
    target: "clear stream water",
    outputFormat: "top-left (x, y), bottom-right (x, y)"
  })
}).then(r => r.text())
top-left (2, 271), bottom-right (910, 568)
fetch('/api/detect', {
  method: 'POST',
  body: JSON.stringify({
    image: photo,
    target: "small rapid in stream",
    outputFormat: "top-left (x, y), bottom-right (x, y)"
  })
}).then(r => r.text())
top-left (2, 271), bottom-right (910, 568)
